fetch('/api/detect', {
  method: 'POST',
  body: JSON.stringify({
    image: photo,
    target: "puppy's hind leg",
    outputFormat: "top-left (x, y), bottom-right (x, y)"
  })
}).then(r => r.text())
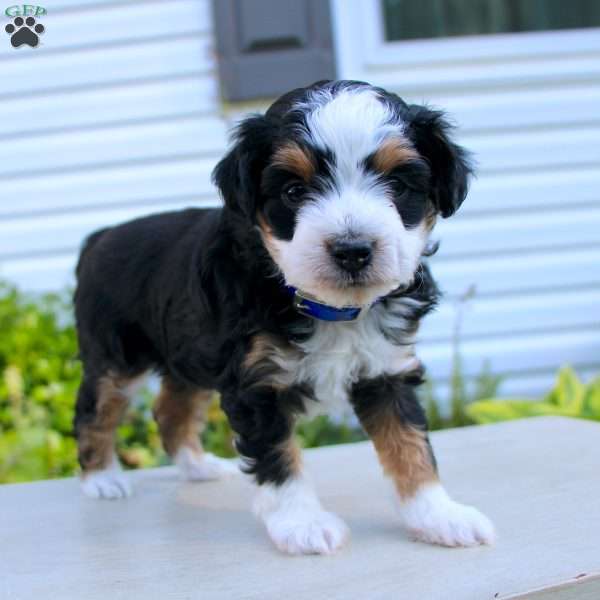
top-left (153, 376), bottom-right (238, 481)
top-left (76, 371), bottom-right (144, 499)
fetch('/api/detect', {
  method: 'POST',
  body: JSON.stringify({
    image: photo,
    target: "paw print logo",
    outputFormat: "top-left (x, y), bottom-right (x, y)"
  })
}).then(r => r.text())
top-left (5, 16), bottom-right (45, 48)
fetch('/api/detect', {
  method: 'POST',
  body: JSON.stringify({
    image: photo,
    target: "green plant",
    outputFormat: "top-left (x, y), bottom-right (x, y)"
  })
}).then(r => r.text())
top-left (423, 362), bottom-right (502, 431)
top-left (467, 366), bottom-right (600, 424)
top-left (297, 415), bottom-right (366, 448)
top-left (423, 285), bottom-right (502, 430)
top-left (0, 283), bottom-right (81, 482)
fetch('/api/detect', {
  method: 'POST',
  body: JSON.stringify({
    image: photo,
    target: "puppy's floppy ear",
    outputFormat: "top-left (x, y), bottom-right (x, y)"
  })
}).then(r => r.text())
top-left (212, 115), bottom-right (274, 220)
top-left (405, 105), bottom-right (473, 218)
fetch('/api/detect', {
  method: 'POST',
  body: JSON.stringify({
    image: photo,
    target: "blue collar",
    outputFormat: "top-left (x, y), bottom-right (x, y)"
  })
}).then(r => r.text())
top-left (285, 285), bottom-right (371, 322)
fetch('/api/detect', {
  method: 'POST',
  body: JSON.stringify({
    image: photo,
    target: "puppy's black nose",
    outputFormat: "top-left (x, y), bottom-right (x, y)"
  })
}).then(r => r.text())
top-left (330, 239), bottom-right (373, 273)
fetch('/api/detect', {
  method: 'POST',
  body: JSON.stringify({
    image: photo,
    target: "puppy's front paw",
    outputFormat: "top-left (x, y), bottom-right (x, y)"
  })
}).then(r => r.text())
top-left (254, 479), bottom-right (349, 555)
top-left (175, 448), bottom-right (239, 481)
top-left (81, 462), bottom-right (132, 500)
top-left (399, 483), bottom-right (495, 547)
top-left (265, 508), bottom-right (349, 555)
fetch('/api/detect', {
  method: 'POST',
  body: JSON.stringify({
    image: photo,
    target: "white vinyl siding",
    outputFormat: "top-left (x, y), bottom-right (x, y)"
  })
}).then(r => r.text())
top-left (0, 0), bottom-right (224, 290)
top-left (1, 0), bottom-right (599, 400)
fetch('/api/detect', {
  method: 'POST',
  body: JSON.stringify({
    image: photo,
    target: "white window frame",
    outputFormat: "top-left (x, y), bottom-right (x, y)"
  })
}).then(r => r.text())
top-left (331, 0), bottom-right (600, 82)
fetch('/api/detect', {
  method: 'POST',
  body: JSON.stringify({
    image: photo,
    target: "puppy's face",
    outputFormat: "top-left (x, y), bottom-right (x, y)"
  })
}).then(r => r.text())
top-left (214, 81), bottom-right (471, 307)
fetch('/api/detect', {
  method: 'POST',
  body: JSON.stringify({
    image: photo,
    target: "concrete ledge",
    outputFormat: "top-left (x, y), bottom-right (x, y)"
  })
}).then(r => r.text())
top-left (1, 417), bottom-right (599, 599)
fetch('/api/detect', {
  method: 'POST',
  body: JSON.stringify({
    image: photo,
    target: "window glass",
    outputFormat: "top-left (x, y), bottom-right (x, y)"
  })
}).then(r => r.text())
top-left (383, 0), bottom-right (600, 41)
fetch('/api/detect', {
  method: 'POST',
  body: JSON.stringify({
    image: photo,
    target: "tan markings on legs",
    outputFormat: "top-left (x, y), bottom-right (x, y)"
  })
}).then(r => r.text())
top-left (243, 333), bottom-right (299, 390)
top-left (78, 374), bottom-right (132, 472)
top-left (366, 412), bottom-right (437, 498)
top-left (279, 436), bottom-right (303, 477)
top-left (153, 378), bottom-right (213, 457)
top-left (243, 333), bottom-right (280, 371)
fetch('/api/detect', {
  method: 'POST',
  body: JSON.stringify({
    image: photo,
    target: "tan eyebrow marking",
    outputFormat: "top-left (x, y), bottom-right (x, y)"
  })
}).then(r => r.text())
top-left (372, 137), bottom-right (420, 174)
top-left (272, 142), bottom-right (316, 182)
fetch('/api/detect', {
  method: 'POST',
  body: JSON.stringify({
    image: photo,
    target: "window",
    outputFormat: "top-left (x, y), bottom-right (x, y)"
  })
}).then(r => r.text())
top-left (330, 0), bottom-right (600, 98)
top-left (382, 0), bottom-right (600, 42)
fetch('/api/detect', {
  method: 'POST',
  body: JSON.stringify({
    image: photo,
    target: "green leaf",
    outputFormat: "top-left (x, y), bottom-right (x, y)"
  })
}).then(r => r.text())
top-left (581, 377), bottom-right (600, 421)
top-left (544, 366), bottom-right (585, 410)
top-left (466, 399), bottom-right (568, 424)
top-left (472, 360), bottom-right (502, 402)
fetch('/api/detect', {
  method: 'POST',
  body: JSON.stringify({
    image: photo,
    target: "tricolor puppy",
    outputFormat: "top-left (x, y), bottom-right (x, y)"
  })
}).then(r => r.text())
top-left (74, 80), bottom-right (494, 554)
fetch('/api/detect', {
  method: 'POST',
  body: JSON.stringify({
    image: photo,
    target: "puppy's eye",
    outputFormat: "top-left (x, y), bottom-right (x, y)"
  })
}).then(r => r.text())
top-left (389, 177), bottom-right (409, 198)
top-left (282, 183), bottom-right (306, 206)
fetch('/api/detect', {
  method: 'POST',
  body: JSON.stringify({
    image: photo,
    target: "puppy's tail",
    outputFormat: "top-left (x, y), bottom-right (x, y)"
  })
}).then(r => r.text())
top-left (76, 227), bottom-right (109, 279)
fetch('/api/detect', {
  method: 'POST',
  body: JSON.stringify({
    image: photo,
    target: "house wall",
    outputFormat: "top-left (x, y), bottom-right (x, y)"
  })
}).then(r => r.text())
top-left (2, 0), bottom-right (599, 399)
top-left (1, 0), bottom-right (225, 287)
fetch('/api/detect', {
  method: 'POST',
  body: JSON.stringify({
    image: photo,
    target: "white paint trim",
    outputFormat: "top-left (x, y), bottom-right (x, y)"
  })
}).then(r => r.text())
top-left (331, 0), bottom-right (600, 80)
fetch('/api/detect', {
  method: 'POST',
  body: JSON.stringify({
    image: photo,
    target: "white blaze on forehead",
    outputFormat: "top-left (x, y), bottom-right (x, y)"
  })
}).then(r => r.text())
top-left (300, 88), bottom-right (400, 177)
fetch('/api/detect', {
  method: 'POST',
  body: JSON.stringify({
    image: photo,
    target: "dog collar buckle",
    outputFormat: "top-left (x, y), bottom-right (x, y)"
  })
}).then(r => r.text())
top-left (287, 286), bottom-right (365, 322)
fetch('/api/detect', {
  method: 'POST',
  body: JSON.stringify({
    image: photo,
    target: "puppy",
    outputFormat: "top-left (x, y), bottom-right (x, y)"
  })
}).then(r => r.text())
top-left (74, 80), bottom-right (494, 555)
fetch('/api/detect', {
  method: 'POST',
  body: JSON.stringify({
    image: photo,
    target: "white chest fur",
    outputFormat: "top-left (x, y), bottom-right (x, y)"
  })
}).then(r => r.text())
top-left (292, 305), bottom-right (419, 419)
